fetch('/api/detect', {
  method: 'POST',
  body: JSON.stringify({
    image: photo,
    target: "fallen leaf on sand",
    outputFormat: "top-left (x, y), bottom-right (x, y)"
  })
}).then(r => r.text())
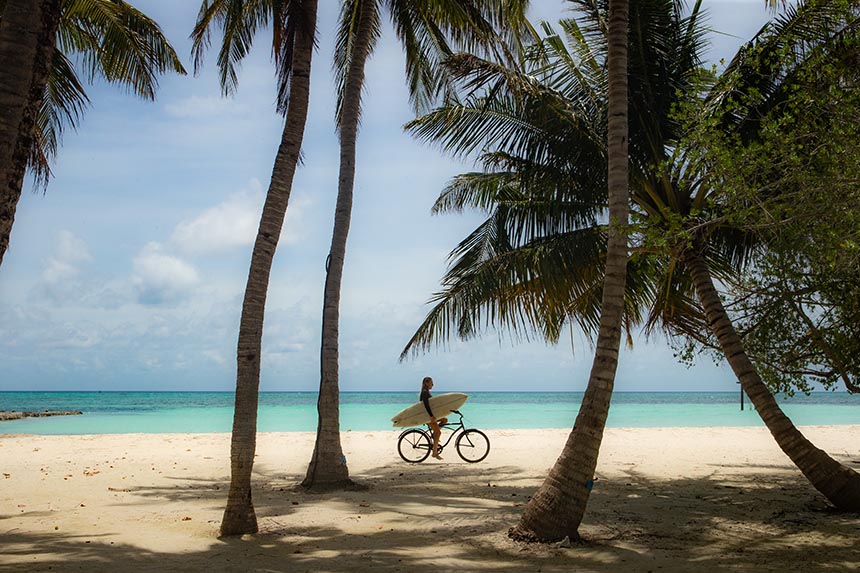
top-left (84, 469), bottom-right (100, 476)
top-left (181, 516), bottom-right (192, 521)
top-left (3, 473), bottom-right (10, 479)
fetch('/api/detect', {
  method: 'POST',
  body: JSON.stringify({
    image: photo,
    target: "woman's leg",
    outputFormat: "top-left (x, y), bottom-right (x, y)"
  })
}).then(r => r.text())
top-left (429, 420), bottom-right (442, 458)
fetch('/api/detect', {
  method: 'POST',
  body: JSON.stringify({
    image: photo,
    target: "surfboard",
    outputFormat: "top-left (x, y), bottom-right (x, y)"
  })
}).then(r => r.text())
top-left (390, 393), bottom-right (469, 428)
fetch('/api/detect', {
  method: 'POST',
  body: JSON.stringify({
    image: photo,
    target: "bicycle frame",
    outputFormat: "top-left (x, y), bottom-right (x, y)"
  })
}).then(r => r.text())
top-left (398, 409), bottom-right (466, 453)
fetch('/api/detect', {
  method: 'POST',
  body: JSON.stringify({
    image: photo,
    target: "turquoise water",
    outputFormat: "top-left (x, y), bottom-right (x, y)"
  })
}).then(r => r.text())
top-left (0, 391), bottom-right (857, 435)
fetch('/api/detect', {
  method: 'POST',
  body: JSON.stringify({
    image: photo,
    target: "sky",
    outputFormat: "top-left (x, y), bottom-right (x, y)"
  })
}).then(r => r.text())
top-left (0, 1), bottom-right (777, 393)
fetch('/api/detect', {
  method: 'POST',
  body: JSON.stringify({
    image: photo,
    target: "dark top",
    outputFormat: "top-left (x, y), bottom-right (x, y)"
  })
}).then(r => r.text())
top-left (420, 388), bottom-right (433, 417)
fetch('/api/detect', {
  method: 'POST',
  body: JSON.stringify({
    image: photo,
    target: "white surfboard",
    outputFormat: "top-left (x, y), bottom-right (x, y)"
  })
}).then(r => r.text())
top-left (391, 393), bottom-right (469, 428)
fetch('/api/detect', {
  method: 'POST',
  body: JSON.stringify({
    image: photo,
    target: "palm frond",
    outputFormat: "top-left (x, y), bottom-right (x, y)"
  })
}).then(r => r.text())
top-left (333, 0), bottom-right (382, 126)
top-left (402, 0), bottom-right (847, 363)
top-left (27, 0), bottom-right (184, 186)
top-left (272, 0), bottom-right (317, 114)
top-left (400, 226), bottom-right (608, 359)
top-left (62, 0), bottom-right (186, 100)
top-left (708, 0), bottom-right (859, 138)
top-left (385, 0), bottom-right (452, 113)
top-left (29, 49), bottom-right (90, 188)
top-left (192, 0), bottom-right (316, 114)
top-left (191, 0), bottom-right (266, 98)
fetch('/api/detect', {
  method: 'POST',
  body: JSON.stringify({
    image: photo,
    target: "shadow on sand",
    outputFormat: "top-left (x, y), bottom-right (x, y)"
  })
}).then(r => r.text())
top-left (2, 459), bottom-right (858, 572)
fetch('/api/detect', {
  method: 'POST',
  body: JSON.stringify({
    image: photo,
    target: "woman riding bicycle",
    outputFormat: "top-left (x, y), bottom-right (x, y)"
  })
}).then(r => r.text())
top-left (420, 376), bottom-right (446, 460)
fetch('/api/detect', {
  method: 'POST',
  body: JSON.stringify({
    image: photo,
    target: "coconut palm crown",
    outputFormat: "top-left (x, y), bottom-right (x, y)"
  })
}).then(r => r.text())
top-left (2, 0), bottom-right (186, 185)
top-left (0, 0), bottom-right (185, 270)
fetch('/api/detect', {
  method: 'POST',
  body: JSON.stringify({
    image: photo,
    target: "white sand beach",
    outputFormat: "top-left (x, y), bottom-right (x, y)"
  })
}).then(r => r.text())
top-left (1, 426), bottom-right (859, 572)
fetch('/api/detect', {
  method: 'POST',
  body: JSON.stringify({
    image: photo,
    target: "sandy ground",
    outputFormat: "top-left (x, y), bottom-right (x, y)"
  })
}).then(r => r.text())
top-left (1, 426), bottom-right (859, 572)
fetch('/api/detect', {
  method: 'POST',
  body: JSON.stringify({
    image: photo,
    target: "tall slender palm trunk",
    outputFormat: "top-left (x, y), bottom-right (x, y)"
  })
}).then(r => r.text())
top-left (302, 0), bottom-right (377, 491)
top-left (220, 0), bottom-right (318, 537)
top-left (0, 0), bottom-right (61, 269)
top-left (684, 249), bottom-right (860, 511)
top-left (511, 0), bottom-right (629, 542)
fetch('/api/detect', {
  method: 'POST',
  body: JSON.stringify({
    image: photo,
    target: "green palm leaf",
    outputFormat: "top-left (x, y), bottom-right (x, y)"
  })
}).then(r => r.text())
top-left (26, 0), bottom-right (186, 185)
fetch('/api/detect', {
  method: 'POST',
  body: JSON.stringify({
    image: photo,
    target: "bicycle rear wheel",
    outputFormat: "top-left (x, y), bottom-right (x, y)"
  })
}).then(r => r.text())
top-left (455, 429), bottom-right (490, 463)
top-left (398, 429), bottom-right (432, 463)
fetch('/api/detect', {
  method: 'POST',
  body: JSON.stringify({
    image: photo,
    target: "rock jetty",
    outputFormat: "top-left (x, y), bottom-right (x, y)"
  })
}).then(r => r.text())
top-left (0, 411), bottom-right (83, 421)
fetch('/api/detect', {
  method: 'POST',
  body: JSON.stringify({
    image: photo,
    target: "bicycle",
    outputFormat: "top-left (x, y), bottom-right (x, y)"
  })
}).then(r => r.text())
top-left (397, 410), bottom-right (490, 463)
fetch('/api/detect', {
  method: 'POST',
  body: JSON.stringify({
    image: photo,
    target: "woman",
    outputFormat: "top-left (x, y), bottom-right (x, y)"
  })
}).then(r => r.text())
top-left (420, 376), bottom-right (444, 459)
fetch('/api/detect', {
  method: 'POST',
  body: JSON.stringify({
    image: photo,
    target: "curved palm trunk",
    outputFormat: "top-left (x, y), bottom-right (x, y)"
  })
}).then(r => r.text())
top-left (511, 0), bottom-right (629, 542)
top-left (302, 0), bottom-right (376, 490)
top-left (684, 250), bottom-right (860, 511)
top-left (0, 0), bottom-right (60, 269)
top-left (220, 0), bottom-right (318, 537)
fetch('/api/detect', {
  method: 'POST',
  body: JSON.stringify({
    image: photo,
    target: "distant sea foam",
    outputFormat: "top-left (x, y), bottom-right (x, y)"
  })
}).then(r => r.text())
top-left (0, 391), bottom-right (857, 435)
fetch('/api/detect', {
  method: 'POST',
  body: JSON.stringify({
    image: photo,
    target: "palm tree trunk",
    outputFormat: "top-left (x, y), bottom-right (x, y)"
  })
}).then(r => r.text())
top-left (511, 0), bottom-right (629, 542)
top-left (0, 0), bottom-right (60, 269)
top-left (220, 0), bottom-right (318, 537)
top-left (684, 249), bottom-right (860, 511)
top-left (302, 0), bottom-right (377, 490)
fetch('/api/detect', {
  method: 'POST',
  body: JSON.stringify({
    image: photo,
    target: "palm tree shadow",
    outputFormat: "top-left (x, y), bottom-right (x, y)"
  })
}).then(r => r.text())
top-left (4, 460), bottom-right (859, 572)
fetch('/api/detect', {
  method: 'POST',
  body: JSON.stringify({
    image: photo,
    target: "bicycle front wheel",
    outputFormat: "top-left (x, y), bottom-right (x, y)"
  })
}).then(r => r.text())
top-left (456, 429), bottom-right (490, 463)
top-left (398, 429), bottom-right (432, 463)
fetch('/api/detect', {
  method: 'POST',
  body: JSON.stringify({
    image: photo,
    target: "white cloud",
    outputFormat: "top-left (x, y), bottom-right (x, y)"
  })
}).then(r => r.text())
top-left (169, 179), bottom-right (311, 256)
top-left (60, 331), bottom-right (100, 349)
top-left (56, 230), bottom-right (92, 263)
top-left (132, 242), bottom-right (200, 305)
top-left (170, 182), bottom-right (263, 255)
top-left (42, 259), bottom-right (78, 286)
top-left (203, 349), bottom-right (228, 366)
top-left (42, 230), bottom-right (92, 284)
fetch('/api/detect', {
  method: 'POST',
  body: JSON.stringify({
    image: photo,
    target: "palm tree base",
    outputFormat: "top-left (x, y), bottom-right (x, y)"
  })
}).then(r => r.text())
top-left (219, 506), bottom-right (258, 537)
top-left (507, 524), bottom-right (582, 544)
top-left (300, 477), bottom-right (366, 493)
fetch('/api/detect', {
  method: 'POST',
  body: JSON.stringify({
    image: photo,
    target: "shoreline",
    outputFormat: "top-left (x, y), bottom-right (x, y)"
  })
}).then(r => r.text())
top-left (2, 426), bottom-right (858, 571)
top-left (0, 421), bottom-right (858, 437)
top-left (0, 420), bottom-right (857, 433)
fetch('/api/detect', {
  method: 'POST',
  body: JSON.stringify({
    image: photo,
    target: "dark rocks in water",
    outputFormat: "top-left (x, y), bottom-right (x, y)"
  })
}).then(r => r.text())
top-left (0, 410), bottom-right (83, 421)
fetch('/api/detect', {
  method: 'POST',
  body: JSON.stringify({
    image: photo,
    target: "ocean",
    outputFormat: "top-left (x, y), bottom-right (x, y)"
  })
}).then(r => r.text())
top-left (0, 391), bottom-right (857, 435)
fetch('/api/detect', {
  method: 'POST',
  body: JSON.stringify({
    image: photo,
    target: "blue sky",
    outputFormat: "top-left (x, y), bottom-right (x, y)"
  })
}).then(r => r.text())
top-left (0, 1), bottom-right (774, 392)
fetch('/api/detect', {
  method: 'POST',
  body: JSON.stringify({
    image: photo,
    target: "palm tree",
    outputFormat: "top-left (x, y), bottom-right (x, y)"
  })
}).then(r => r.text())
top-left (402, 0), bottom-right (860, 535)
top-left (0, 0), bottom-right (184, 268)
top-left (510, 0), bottom-right (629, 541)
top-left (191, 0), bottom-right (319, 535)
top-left (303, 0), bottom-right (530, 489)
top-left (679, 2), bottom-right (860, 510)
top-left (0, 0), bottom-right (60, 269)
